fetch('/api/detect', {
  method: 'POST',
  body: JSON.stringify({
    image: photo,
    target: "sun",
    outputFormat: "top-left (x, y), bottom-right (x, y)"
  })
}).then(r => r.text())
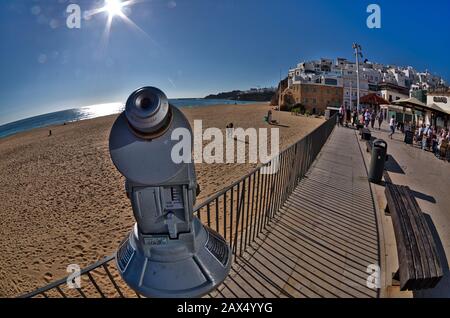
top-left (104, 0), bottom-right (125, 18)
top-left (85, 0), bottom-right (153, 49)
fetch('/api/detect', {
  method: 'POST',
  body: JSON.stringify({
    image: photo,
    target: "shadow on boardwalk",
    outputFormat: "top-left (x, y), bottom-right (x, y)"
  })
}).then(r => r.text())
top-left (211, 127), bottom-right (380, 298)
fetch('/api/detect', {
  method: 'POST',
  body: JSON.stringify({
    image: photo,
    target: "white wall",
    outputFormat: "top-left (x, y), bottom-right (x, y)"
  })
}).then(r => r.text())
top-left (427, 94), bottom-right (450, 113)
top-left (381, 89), bottom-right (408, 103)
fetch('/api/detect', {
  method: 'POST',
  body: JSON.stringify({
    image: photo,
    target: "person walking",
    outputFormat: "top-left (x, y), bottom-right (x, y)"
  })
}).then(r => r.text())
top-left (352, 109), bottom-right (358, 127)
top-left (422, 124), bottom-right (431, 150)
top-left (370, 111), bottom-right (376, 129)
top-left (377, 111), bottom-right (384, 130)
top-left (338, 105), bottom-right (345, 127)
top-left (388, 115), bottom-right (396, 139)
top-left (364, 110), bottom-right (370, 128)
top-left (345, 107), bottom-right (351, 127)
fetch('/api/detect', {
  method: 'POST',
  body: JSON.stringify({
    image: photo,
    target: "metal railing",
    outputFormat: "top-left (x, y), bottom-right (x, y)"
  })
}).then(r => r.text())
top-left (20, 114), bottom-right (337, 298)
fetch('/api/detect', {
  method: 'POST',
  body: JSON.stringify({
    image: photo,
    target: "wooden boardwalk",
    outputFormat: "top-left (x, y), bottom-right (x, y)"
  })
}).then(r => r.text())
top-left (210, 127), bottom-right (380, 298)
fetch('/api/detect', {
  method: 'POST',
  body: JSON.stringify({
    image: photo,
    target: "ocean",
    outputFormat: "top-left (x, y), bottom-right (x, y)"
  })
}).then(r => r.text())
top-left (0, 99), bottom-right (257, 139)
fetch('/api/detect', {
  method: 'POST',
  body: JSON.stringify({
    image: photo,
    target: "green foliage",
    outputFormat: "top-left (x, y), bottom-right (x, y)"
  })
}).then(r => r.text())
top-left (291, 103), bottom-right (306, 114)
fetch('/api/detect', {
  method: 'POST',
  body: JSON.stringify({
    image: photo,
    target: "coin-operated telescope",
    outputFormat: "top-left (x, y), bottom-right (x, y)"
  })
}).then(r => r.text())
top-left (109, 86), bottom-right (231, 298)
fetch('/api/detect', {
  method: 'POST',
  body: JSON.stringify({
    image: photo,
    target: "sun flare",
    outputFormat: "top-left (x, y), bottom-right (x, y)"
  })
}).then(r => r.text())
top-left (104, 0), bottom-right (125, 18)
top-left (84, 0), bottom-right (153, 49)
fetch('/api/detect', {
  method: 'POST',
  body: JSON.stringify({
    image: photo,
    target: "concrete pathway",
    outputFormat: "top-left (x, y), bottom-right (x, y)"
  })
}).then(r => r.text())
top-left (212, 127), bottom-right (381, 298)
top-left (366, 124), bottom-right (450, 298)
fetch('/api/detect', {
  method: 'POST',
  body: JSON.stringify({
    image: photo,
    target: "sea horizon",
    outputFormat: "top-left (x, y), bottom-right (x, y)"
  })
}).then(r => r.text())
top-left (0, 98), bottom-right (259, 139)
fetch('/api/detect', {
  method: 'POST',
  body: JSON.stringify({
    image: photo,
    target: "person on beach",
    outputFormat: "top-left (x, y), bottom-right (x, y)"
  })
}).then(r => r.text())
top-left (267, 110), bottom-right (272, 123)
top-left (388, 115), bottom-right (396, 139)
top-left (226, 123), bottom-right (234, 139)
top-left (48, 130), bottom-right (52, 137)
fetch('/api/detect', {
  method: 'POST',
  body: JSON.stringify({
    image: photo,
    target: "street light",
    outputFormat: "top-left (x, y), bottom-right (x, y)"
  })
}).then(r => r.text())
top-left (352, 43), bottom-right (363, 112)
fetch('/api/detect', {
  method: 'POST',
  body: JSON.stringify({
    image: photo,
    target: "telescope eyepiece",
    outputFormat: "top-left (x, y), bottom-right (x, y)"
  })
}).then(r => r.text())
top-left (125, 86), bottom-right (170, 135)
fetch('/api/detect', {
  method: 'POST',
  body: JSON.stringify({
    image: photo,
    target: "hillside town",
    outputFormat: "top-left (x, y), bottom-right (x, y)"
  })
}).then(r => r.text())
top-left (279, 57), bottom-right (447, 110)
top-left (276, 55), bottom-right (450, 131)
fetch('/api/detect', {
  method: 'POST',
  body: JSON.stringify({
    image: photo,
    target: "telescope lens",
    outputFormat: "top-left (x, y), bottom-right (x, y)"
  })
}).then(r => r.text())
top-left (139, 97), bottom-right (152, 109)
top-left (136, 94), bottom-right (159, 115)
top-left (125, 87), bottom-right (170, 135)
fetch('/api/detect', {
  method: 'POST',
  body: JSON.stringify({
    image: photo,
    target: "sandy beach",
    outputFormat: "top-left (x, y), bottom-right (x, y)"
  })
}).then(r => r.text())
top-left (0, 103), bottom-right (323, 297)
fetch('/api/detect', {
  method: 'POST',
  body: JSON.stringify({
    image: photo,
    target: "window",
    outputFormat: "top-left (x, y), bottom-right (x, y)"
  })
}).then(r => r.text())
top-left (313, 98), bottom-right (316, 104)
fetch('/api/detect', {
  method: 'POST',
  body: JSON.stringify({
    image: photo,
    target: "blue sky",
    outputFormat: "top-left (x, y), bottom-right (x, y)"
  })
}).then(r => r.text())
top-left (0, 0), bottom-right (449, 125)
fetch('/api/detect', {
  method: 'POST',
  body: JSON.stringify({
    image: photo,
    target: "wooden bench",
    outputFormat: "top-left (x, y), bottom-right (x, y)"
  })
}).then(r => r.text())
top-left (385, 183), bottom-right (444, 290)
top-left (361, 128), bottom-right (371, 141)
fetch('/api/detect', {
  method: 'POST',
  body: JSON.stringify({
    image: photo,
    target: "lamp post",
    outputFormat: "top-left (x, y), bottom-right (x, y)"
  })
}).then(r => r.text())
top-left (352, 43), bottom-right (363, 113)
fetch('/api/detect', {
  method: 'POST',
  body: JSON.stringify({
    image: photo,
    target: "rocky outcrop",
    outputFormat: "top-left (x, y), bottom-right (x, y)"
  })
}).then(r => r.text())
top-left (270, 77), bottom-right (288, 106)
top-left (205, 90), bottom-right (274, 102)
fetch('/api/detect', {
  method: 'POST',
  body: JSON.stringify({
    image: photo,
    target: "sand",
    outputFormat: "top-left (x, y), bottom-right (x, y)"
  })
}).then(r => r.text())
top-left (0, 103), bottom-right (323, 297)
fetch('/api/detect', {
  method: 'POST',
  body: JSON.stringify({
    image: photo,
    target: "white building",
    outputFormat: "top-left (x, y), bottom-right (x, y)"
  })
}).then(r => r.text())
top-left (427, 89), bottom-right (450, 114)
top-left (342, 69), bottom-right (369, 108)
top-left (286, 57), bottom-right (446, 110)
top-left (378, 82), bottom-right (409, 103)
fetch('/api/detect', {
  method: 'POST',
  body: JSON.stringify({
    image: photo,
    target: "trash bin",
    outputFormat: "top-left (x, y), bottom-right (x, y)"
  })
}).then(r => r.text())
top-left (404, 130), bottom-right (414, 145)
top-left (368, 139), bottom-right (387, 183)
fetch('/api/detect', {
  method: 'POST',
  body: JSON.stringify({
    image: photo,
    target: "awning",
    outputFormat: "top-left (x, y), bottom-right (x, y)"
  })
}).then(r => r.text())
top-left (360, 93), bottom-right (389, 106)
top-left (393, 97), bottom-right (449, 116)
top-left (428, 103), bottom-right (450, 115)
top-left (392, 97), bottom-right (427, 108)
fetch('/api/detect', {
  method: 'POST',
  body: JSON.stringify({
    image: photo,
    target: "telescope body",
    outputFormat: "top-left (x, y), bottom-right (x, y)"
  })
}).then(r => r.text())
top-left (109, 87), bottom-right (231, 298)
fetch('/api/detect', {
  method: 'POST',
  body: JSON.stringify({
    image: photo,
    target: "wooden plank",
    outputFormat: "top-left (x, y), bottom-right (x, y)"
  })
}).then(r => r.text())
top-left (393, 185), bottom-right (422, 291)
top-left (385, 183), bottom-right (444, 290)
top-left (403, 186), bottom-right (444, 288)
top-left (385, 184), bottom-right (416, 290)
top-left (397, 186), bottom-right (428, 289)
top-left (402, 186), bottom-right (434, 289)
